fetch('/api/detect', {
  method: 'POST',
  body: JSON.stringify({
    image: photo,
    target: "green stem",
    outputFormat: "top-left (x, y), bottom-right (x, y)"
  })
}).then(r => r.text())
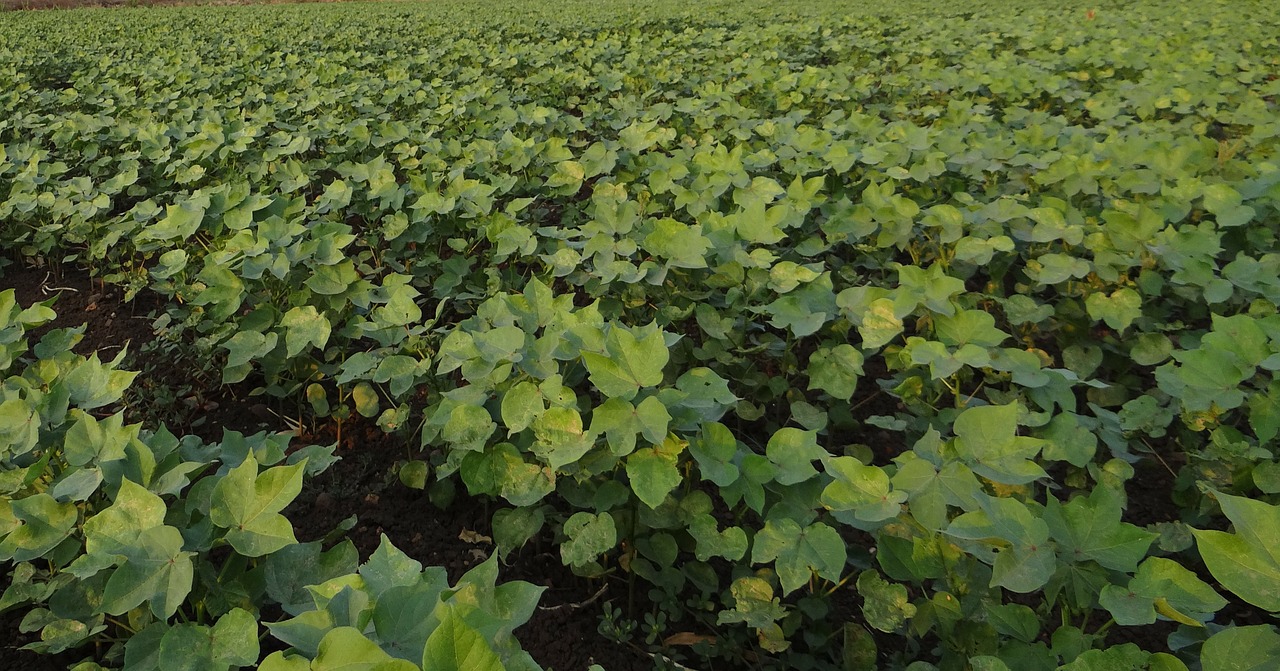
top-left (106, 617), bottom-right (137, 635)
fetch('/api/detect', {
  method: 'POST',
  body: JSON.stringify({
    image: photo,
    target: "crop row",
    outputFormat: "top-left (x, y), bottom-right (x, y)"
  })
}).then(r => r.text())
top-left (3, 1), bottom-right (1280, 669)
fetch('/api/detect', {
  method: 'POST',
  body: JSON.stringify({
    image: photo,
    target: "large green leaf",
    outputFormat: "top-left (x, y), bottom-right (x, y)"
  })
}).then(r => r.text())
top-left (856, 570), bottom-right (916, 632)
top-left (952, 403), bottom-right (1046, 484)
top-left (1201, 626), bottom-right (1280, 671)
top-left (947, 497), bottom-right (1054, 593)
top-left (0, 494), bottom-right (78, 562)
top-left (531, 407), bottom-right (592, 470)
top-left (311, 627), bottom-right (417, 671)
top-left (807, 344), bottom-right (864, 400)
top-left (581, 324), bottom-right (668, 400)
top-left (751, 518), bottom-right (846, 594)
top-left (1085, 288), bottom-right (1143, 332)
top-left (590, 395), bottom-right (670, 457)
top-left (280, 306), bottom-right (332, 358)
top-left (83, 478), bottom-right (165, 557)
top-left (689, 421), bottom-right (740, 487)
top-left (264, 541), bottom-right (360, 616)
top-left (626, 438), bottom-right (682, 508)
top-left (101, 525), bottom-right (194, 618)
top-left (209, 455), bottom-right (304, 556)
top-left (560, 512), bottom-right (616, 568)
top-left (1044, 487), bottom-right (1156, 573)
top-left (422, 606), bottom-right (506, 671)
top-left (765, 427), bottom-right (826, 485)
top-left (1193, 492), bottom-right (1280, 611)
top-left (499, 381), bottom-right (543, 435)
top-left (157, 608), bottom-right (259, 671)
top-left (821, 457), bottom-right (906, 523)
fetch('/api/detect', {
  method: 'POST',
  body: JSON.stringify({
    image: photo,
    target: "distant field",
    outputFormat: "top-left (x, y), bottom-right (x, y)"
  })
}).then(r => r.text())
top-left (1, 0), bottom-right (365, 10)
top-left (2, 1), bottom-right (1280, 670)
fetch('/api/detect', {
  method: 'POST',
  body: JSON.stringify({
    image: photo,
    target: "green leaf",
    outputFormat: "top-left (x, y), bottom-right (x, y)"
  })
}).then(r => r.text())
top-left (531, 407), bottom-right (592, 470)
top-left (144, 200), bottom-right (206, 242)
top-left (1160, 347), bottom-right (1251, 412)
top-left (281, 306), bottom-right (331, 358)
top-left (986, 603), bottom-right (1038, 642)
top-left (492, 506), bottom-right (545, 558)
top-left (952, 403), bottom-right (1046, 484)
top-left (1131, 333), bottom-right (1173, 366)
top-left (1205, 313), bottom-right (1270, 368)
top-left (932, 310), bottom-right (1008, 348)
top-left (83, 478), bottom-right (165, 556)
top-left (1028, 253), bottom-right (1090, 285)
top-left (306, 259), bottom-right (359, 295)
top-left (854, 297), bottom-right (903, 350)
top-left (352, 382), bottom-right (381, 419)
top-left (442, 404), bottom-right (495, 451)
top-left (856, 571), bottom-right (916, 632)
top-left (265, 541), bottom-right (360, 616)
top-left (1203, 183), bottom-right (1256, 227)
top-left (821, 457), bottom-right (906, 522)
top-left (689, 422), bottom-right (740, 487)
top-left (1059, 644), bottom-right (1150, 671)
top-left (209, 456), bottom-right (304, 556)
top-left (752, 518), bottom-right (846, 594)
top-left (581, 324), bottom-right (668, 400)
top-left (422, 607), bottom-right (506, 671)
top-left (1193, 491), bottom-right (1280, 611)
top-left (64, 354), bottom-right (138, 410)
top-left (947, 497), bottom-right (1054, 593)
top-left (0, 494), bottom-right (78, 562)
top-left (763, 276), bottom-right (836, 337)
top-left (643, 218), bottom-right (710, 269)
top-left (259, 653), bottom-right (311, 671)
top-left (769, 261), bottom-right (821, 293)
top-left (807, 344), bottom-right (864, 400)
top-left (158, 608), bottom-right (259, 671)
top-left (373, 581), bottom-right (448, 663)
top-left (626, 445), bottom-right (681, 509)
top-left (688, 514), bottom-right (747, 561)
top-left (590, 396), bottom-right (670, 457)
top-left (1044, 487), bottom-right (1156, 573)
top-left (393, 457), bottom-right (427, 489)
top-left (1102, 556), bottom-right (1224, 626)
top-left (1086, 288), bottom-right (1143, 332)
top-left (223, 331), bottom-right (277, 373)
top-left (1250, 381), bottom-right (1280, 444)
top-left (766, 427), bottom-right (826, 485)
top-left (470, 442), bottom-right (555, 507)
top-left (312, 627), bottom-right (417, 671)
top-left (1200, 626), bottom-right (1280, 671)
top-left (100, 525), bottom-right (194, 618)
top-left (64, 412), bottom-right (133, 468)
top-left (560, 512), bottom-right (616, 568)
top-left (892, 455), bottom-right (981, 531)
top-left (1038, 413), bottom-right (1098, 467)
top-left (717, 576), bottom-right (790, 652)
top-left (967, 656), bottom-right (1010, 671)
top-left (500, 381), bottom-right (543, 435)
top-left (361, 535), bottom-right (425, 598)
top-left (122, 621), bottom-right (167, 671)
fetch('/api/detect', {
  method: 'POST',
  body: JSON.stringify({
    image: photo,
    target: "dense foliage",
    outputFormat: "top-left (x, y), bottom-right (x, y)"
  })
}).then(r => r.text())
top-left (3, 0), bottom-right (1280, 668)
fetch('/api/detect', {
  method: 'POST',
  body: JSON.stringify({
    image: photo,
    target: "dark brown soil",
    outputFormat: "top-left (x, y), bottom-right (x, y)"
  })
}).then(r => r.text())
top-left (6, 262), bottom-right (160, 359)
top-left (5, 262), bottom-right (288, 442)
top-left (284, 421), bottom-right (651, 671)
